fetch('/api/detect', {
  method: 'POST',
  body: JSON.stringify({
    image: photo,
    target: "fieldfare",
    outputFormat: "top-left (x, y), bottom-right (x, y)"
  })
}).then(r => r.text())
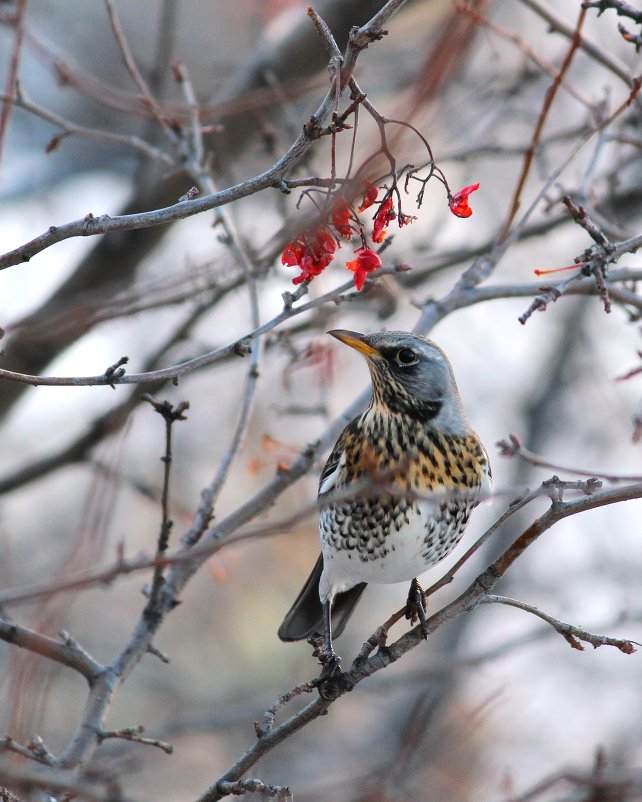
top-left (278, 330), bottom-right (491, 667)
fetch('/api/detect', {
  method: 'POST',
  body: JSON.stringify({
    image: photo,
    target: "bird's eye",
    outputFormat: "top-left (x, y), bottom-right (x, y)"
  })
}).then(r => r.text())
top-left (396, 348), bottom-right (417, 366)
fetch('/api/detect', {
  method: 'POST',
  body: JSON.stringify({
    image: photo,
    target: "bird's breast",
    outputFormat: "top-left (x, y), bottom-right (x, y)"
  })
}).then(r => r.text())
top-left (318, 415), bottom-right (489, 593)
top-left (342, 411), bottom-right (489, 496)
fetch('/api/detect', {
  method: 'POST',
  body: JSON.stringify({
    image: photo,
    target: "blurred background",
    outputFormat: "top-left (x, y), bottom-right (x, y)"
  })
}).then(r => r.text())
top-left (0, 0), bottom-right (641, 800)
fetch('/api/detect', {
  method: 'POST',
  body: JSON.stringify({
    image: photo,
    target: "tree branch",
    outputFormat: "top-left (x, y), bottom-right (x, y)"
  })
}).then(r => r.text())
top-left (0, 619), bottom-right (101, 682)
top-left (0, 0), bottom-right (412, 271)
top-left (480, 594), bottom-right (637, 653)
top-left (197, 477), bottom-right (642, 800)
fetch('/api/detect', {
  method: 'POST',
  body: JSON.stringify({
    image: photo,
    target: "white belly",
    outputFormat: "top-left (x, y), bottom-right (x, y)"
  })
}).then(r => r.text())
top-left (319, 500), bottom-right (467, 600)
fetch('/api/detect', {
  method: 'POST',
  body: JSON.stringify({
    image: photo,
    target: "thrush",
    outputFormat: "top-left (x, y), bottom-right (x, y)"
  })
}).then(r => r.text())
top-left (278, 330), bottom-right (491, 666)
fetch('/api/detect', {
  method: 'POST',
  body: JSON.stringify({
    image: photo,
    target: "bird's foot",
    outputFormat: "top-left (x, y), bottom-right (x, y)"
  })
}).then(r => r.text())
top-left (308, 633), bottom-right (342, 677)
top-left (405, 577), bottom-right (429, 639)
top-left (310, 643), bottom-right (344, 701)
top-left (319, 649), bottom-right (342, 678)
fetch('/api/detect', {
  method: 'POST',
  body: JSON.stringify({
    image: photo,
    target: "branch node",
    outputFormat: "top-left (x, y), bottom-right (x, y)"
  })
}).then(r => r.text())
top-left (350, 23), bottom-right (388, 51)
top-left (178, 186), bottom-right (200, 203)
top-left (142, 395), bottom-right (190, 422)
top-left (103, 355), bottom-right (129, 388)
top-left (147, 643), bottom-right (171, 663)
top-left (81, 212), bottom-right (96, 233)
top-left (27, 735), bottom-right (54, 764)
top-left (234, 339), bottom-right (252, 357)
top-left (274, 179), bottom-right (291, 194)
top-left (316, 670), bottom-right (352, 701)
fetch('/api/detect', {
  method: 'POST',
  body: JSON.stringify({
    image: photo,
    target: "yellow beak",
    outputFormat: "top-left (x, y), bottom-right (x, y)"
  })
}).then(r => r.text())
top-left (328, 329), bottom-right (380, 359)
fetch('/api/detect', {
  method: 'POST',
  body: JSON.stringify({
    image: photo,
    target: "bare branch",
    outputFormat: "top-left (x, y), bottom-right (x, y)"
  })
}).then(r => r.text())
top-left (1, 89), bottom-right (174, 164)
top-left (0, 264), bottom-right (405, 387)
top-left (0, 0), bottom-right (28, 163)
top-left (255, 682), bottom-right (317, 739)
top-left (519, 0), bottom-right (636, 87)
top-left (497, 433), bottom-right (642, 482)
top-left (0, 0), bottom-right (412, 271)
top-left (0, 618), bottom-right (101, 682)
top-left (142, 397), bottom-right (189, 613)
top-left (494, 763), bottom-right (642, 802)
top-left (0, 762), bottom-right (136, 802)
top-left (103, 0), bottom-right (179, 146)
top-left (582, 0), bottom-right (642, 24)
top-left (97, 726), bottom-right (173, 755)
top-left (499, 5), bottom-right (588, 239)
top-left (481, 594), bottom-right (638, 653)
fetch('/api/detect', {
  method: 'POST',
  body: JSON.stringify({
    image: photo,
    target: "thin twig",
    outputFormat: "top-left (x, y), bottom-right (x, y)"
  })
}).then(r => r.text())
top-left (0, 264), bottom-right (406, 387)
top-left (500, 5), bottom-right (588, 239)
top-left (480, 594), bottom-right (637, 653)
top-left (582, 0), bottom-right (642, 25)
top-left (103, 0), bottom-right (178, 145)
top-left (0, 620), bottom-right (101, 683)
top-left (492, 765), bottom-right (642, 802)
top-left (216, 778), bottom-right (292, 800)
top-left (0, 89), bottom-right (174, 164)
top-left (0, 0), bottom-right (28, 164)
top-left (0, 763), bottom-right (134, 802)
top-left (97, 726), bottom-right (173, 755)
top-left (519, 0), bottom-right (635, 87)
top-left (454, 1), bottom-right (597, 111)
top-left (497, 433), bottom-right (642, 482)
top-left (142, 397), bottom-right (189, 613)
top-left (255, 682), bottom-right (316, 739)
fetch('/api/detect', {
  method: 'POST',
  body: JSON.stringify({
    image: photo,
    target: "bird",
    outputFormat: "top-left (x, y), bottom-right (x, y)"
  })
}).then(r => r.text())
top-left (278, 329), bottom-right (491, 668)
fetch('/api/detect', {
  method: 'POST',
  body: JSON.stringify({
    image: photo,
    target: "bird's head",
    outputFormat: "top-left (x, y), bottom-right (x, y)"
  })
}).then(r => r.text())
top-left (328, 329), bottom-right (468, 432)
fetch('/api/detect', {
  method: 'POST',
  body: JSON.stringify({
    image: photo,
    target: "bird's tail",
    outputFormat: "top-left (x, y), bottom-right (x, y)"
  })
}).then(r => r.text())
top-left (278, 554), bottom-right (367, 642)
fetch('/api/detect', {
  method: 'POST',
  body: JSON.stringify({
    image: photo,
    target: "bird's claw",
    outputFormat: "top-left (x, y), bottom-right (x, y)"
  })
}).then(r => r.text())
top-left (319, 650), bottom-right (341, 678)
top-left (308, 633), bottom-right (342, 677)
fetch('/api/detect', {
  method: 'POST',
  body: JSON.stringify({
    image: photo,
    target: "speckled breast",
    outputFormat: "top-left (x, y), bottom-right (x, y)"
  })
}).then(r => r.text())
top-left (320, 492), bottom-right (478, 586)
top-left (319, 417), bottom-right (489, 589)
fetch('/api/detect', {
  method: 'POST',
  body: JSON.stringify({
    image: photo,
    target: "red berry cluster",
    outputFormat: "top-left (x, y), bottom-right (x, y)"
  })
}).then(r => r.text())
top-left (281, 179), bottom-right (479, 290)
top-left (281, 230), bottom-right (337, 286)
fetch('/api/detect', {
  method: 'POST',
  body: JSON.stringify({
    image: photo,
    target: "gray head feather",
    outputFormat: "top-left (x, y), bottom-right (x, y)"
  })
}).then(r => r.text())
top-left (361, 331), bottom-right (470, 435)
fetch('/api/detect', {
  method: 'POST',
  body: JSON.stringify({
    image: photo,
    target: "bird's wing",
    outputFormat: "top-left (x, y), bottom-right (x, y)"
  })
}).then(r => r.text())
top-left (318, 420), bottom-right (356, 497)
top-left (478, 438), bottom-right (493, 494)
top-left (318, 441), bottom-right (347, 497)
